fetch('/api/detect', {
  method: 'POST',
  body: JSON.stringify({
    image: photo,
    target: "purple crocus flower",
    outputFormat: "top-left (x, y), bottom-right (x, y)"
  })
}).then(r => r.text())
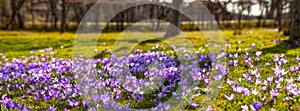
top-left (287, 78), bottom-right (294, 84)
top-left (267, 76), bottom-right (273, 83)
top-left (204, 78), bottom-right (210, 85)
top-left (82, 101), bottom-right (89, 109)
top-left (226, 79), bottom-right (234, 85)
top-left (252, 89), bottom-right (259, 96)
top-left (241, 105), bottom-right (248, 111)
top-left (247, 76), bottom-right (253, 83)
top-left (243, 88), bottom-right (250, 96)
top-left (234, 53), bottom-right (238, 58)
top-left (19, 104), bottom-right (25, 110)
top-left (30, 50), bottom-right (36, 54)
top-left (228, 61), bottom-right (233, 66)
top-left (269, 97), bottom-right (275, 103)
top-left (189, 101), bottom-right (199, 107)
top-left (261, 84), bottom-right (268, 91)
top-left (123, 104), bottom-right (130, 111)
top-left (48, 106), bottom-right (55, 111)
top-left (157, 92), bottom-right (166, 99)
top-left (228, 53), bottom-right (233, 58)
top-left (255, 51), bottom-right (262, 57)
top-left (243, 73), bottom-right (249, 79)
top-left (164, 104), bottom-right (171, 110)
top-left (251, 102), bottom-right (262, 111)
top-left (245, 52), bottom-right (250, 56)
top-left (68, 99), bottom-right (80, 107)
top-left (283, 97), bottom-right (293, 101)
top-left (276, 83), bottom-right (282, 89)
top-left (207, 106), bottom-right (213, 111)
top-left (290, 66), bottom-right (299, 72)
top-left (224, 94), bottom-right (234, 100)
top-left (252, 43), bottom-right (256, 49)
top-left (270, 89), bottom-right (279, 97)
top-left (8, 102), bottom-right (18, 109)
top-left (213, 74), bottom-right (223, 81)
top-left (233, 86), bottom-right (243, 93)
top-left (236, 46), bottom-right (239, 50)
top-left (296, 56), bottom-right (300, 61)
top-left (233, 60), bottom-right (238, 67)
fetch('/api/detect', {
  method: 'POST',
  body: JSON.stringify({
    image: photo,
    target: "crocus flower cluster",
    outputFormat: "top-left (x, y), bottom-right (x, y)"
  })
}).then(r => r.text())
top-left (225, 44), bottom-right (300, 111)
top-left (1, 94), bottom-right (30, 110)
top-left (0, 46), bottom-right (229, 110)
top-left (0, 49), bottom-right (80, 110)
top-left (74, 47), bottom-right (228, 110)
top-left (1, 41), bottom-right (299, 110)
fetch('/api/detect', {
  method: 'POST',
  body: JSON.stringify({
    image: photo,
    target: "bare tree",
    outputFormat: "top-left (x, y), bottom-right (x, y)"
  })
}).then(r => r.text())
top-left (45, 5), bottom-right (51, 30)
top-left (246, 0), bottom-right (253, 27)
top-left (267, 0), bottom-right (276, 19)
top-left (268, 0), bottom-right (285, 29)
top-left (256, 0), bottom-right (268, 27)
top-left (10, 0), bottom-right (27, 29)
top-left (276, 0), bottom-right (283, 31)
top-left (236, 1), bottom-right (245, 29)
top-left (164, 0), bottom-right (183, 38)
top-left (61, 0), bottom-right (67, 33)
top-left (30, 0), bottom-right (35, 27)
top-left (235, 0), bottom-right (252, 29)
top-left (0, 0), bottom-right (10, 29)
top-left (219, 0), bottom-right (232, 27)
top-left (156, 2), bottom-right (169, 30)
top-left (49, 0), bottom-right (59, 29)
top-left (289, 0), bottom-right (300, 43)
top-left (69, 1), bottom-right (86, 25)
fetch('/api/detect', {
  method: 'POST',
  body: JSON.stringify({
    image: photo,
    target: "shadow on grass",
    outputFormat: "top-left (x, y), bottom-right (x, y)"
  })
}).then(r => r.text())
top-left (4, 44), bottom-right (73, 52)
top-left (113, 38), bottom-right (165, 52)
top-left (260, 41), bottom-right (299, 54)
top-left (139, 39), bottom-right (163, 45)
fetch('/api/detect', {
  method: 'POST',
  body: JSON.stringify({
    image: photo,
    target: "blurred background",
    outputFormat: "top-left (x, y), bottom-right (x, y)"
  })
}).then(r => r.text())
top-left (0, 0), bottom-right (295, 34)
top-left (1, 0), bottom-right (299, 59)
top-left (1, 1), bottom-right (300, 110)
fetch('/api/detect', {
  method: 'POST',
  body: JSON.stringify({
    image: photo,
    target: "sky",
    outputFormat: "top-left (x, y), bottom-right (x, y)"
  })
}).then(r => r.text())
top-left (160, 0), bottom-right (262, 16)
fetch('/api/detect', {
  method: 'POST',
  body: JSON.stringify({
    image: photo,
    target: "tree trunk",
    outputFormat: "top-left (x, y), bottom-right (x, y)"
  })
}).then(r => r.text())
top-left (10, 2), bottom-right (17, 29)
top-left (30, 0), bottom-right (35, 28)
top-left (268, 0), bottom-right (276, 19)
top-left (256, 11), bottom-right (263, 27)
top-left (49, 0), bottom-right (58, 29)
top-left (156, 5), bottom-right (163, 30)
top-left (0, 0), bottom-right (10, 29)
top-left (238, 12), bottom-right (242, 29)
top-left (17, 11), bottom-right (24, 28)
top-left (45, 11), bottom-right (50, 30)
top-left (201, 14), bottom-right (205, 30)
top-left (10, 0), bottom-right (26, 29)
top-left (60, 0), bottom-right (67, 33)
top-left (289, 0), bottom-right (300, 43)
top-left (164, 0), bottom-right (183, 38)
top-left (263, 6), bottom-right (269, 27)
top-left (277, 0), bottom-right (283, 32)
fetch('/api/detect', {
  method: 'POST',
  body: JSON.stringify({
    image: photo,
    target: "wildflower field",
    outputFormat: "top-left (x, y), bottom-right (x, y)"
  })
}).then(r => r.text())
top-left (1, 29), bottom-right (300, 111)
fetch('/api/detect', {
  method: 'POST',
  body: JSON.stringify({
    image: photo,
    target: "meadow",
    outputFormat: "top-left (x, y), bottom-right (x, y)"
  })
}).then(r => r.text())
top-left (1, 28), bottom-right (300, 111)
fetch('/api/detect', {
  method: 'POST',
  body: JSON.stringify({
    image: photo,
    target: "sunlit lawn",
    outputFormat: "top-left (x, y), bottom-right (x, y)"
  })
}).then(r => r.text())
top-left (0, 28), bottom-right (292, 59)
top-left (1, 28), bottom-right (300, 110)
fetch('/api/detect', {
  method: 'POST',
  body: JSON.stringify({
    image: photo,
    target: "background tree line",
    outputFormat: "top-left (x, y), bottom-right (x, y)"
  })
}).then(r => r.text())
top-left (0, 0), bottom-right (296, 34)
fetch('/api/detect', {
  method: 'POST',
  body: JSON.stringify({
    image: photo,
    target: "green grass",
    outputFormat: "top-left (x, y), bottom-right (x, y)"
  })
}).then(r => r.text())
top-left (0, 28), bottom-right (287, 57)
top-left (1, 28), bottom-right (300, 110)
top-left (0, 28), bottom-right (293, 59)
